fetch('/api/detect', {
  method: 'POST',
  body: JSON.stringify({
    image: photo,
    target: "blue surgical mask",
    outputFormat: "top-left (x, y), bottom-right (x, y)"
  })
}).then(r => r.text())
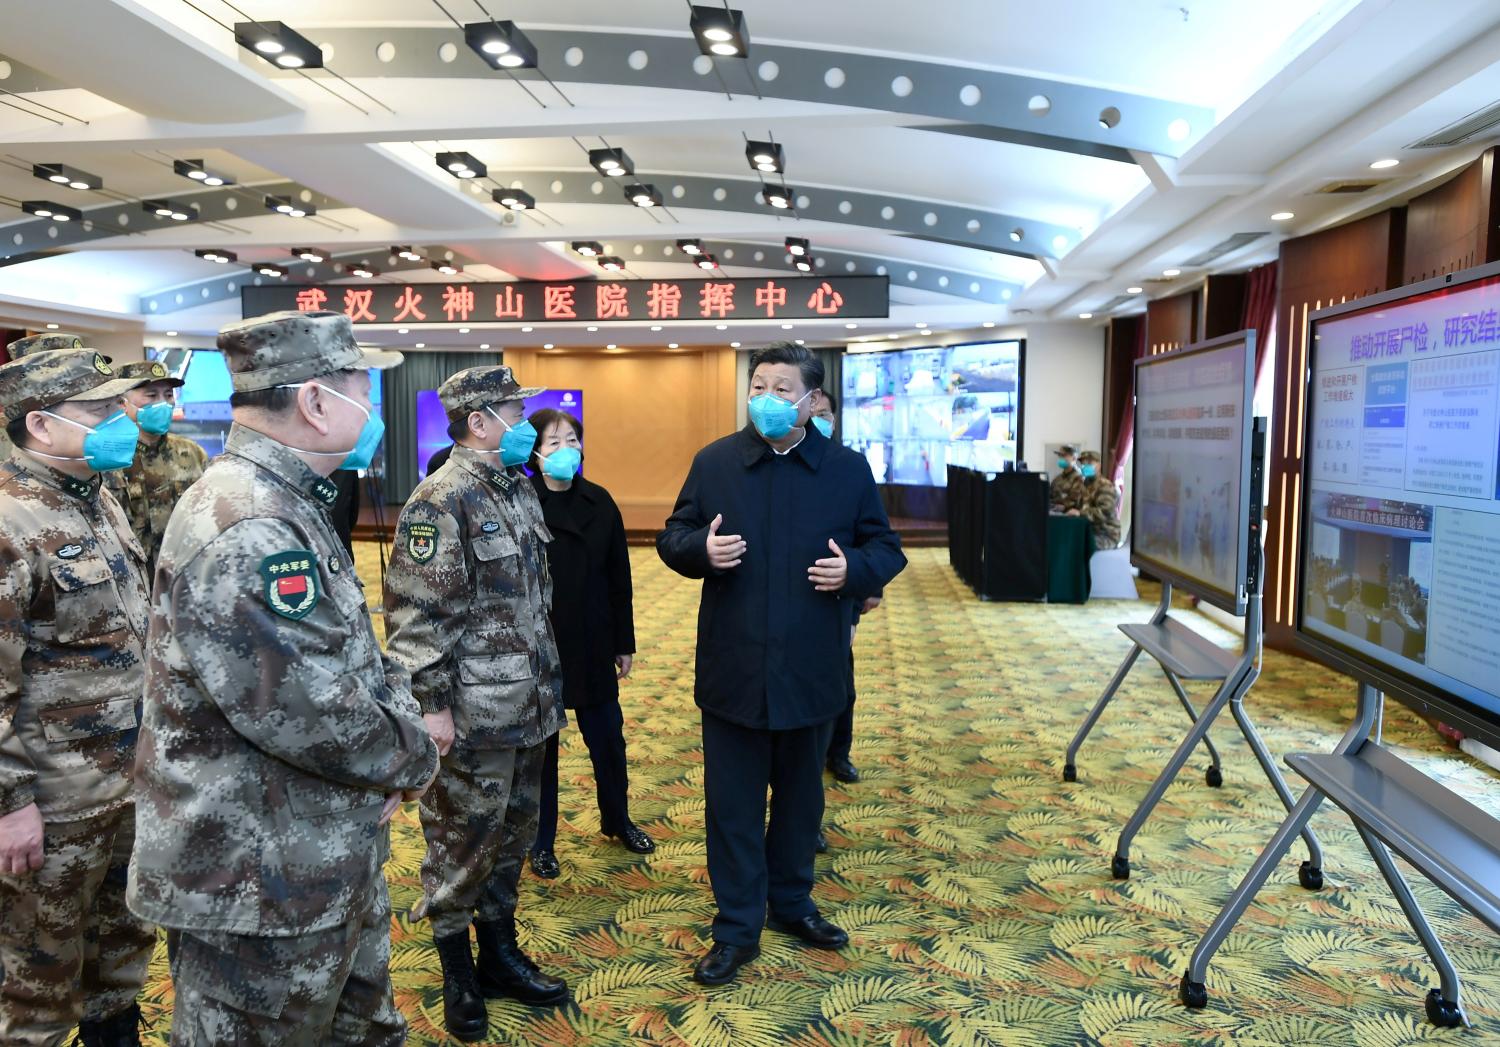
top-left (38, 410), bottom-right (140, 472)
top-left (488, 407), bottom-right (537, 468)
top-left (1057, 458), bottom-right (1071, 471)
top-left (811, 416), bottom-right (834, 439)
top-left (540, 446), bottom-right (582, 481)
top-left (136, 401), bottom-right (175, 435)
top-left (277, 380), bottom-right (385, 471)
top-left (1080, 463), bottom-right (1097, 479)
top-left (748, 390), bottom-right (811, 440)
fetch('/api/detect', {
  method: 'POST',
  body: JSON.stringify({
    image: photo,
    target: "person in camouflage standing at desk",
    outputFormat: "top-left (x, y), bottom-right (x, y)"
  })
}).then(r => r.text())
top-left (127, 311), bottom-right (439, 1046)
top-left (384, 365), bottom-right (569, 1042)
top-left (104, 361), bottom-right (208, 575)
top-left (1073, 449), bottom-right (1121, 550)
top-left (0, 347), bottom-right (157, 1047)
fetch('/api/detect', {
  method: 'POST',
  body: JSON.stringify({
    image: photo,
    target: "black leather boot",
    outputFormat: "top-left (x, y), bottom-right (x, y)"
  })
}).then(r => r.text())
top-left (73, 1002), bottom-right (142, 1047)
top-left (473, 917), bottom-right (569, 1006)
top-left (433, 931), bottom-right (488, 1042)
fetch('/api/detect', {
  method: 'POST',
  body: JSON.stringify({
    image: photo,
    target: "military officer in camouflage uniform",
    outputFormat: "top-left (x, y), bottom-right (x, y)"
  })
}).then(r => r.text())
top-left (1074, 449), bottom-right (1121, 550)
top-left (0, 333), bottom-right (92, 460)
top-left (127, 311), bottom-right (439, 1046)
top-left (384, 365), bottom-right (568, 1042)
top-left (104, 361), bottom-right (208, 575)
top-left (0, 348), bottom-right (157, 1047)
top-left (1049, 443), bottom-right (1086, 513)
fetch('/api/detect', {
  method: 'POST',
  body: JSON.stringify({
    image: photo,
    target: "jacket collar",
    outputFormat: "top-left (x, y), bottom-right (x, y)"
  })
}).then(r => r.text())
top-left (451, 444), bottom-right (524, 494)
top-left (530, 472), bottom-right (598, 535)
top-left (224, 422), bottom-right (341, 513)
top-left (736, 422), bottom-right (828, 471)
top-left (9, 450), bottom-right (101, 502)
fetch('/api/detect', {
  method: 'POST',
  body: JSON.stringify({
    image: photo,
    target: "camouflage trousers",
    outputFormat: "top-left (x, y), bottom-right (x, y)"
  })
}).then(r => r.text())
top-left (0, 806), bottom-right (154, 1047)
top-left (166, 876), bottom-right (404, 1047)
top-left (414, 741), bottom-right (545, 938)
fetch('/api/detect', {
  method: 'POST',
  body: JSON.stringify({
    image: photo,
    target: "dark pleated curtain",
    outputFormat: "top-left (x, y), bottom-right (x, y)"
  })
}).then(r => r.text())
top-left (381, 350), bottom-right (501, 502)
top-left (1241, 260), bottom-right (1279, 380)
top-left (1109, 319), bottom-right (1149, 487)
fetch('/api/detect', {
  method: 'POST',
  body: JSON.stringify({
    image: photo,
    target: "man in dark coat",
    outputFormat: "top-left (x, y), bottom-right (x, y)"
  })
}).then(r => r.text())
top-left (657, 342), bottom-right (907, 986)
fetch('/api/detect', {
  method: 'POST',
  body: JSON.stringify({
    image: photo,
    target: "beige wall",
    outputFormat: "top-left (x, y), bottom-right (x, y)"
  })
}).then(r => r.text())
top-left (504, 345), bottom-right (738, 530)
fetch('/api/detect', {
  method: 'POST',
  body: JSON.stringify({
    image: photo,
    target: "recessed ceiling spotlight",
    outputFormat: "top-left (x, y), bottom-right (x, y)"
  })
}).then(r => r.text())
top-left (597, 257), bottom-right (625, 272)
top-left (1126, 286), bottom-right (1143, 294)
top-left (589, 148), bottom-right (635, 178)
top-left (1369, 158), bottom-right (1400, 170)
top-left (781, 323), bottom-right (794, 330)
top-left (625, 183), bottom-right (663, 208)
top-left (606, 343), bottom-right (618, 350)
top-left (264, 194), bottom-right (314, 218)
top-left (32, 162), bottom-right (101, 191)
top-left (348, 265), bottom-right (378, 278)
top-left (542, 343), bottom-right (554, 349)
top-left (696, 254), bottom-right (719, 270)
top-left (1079, 312), bottom-right (1093, 319)
top-left (166, 331), bottom-right (178, 337)
top-left (715, 323), bottom-right (728, 331)
top-left (795, 338), bottom-right (805, 345)
top-left (22, 200), bottom-right (82, 222)
top-left (480, 343), bottom-right (491, 349)
top-left (1271, 211), bottom-right (1295, 221)
top-left (650, 325), bottom-right (663, 332)
top-left (143, 198), bottom-right (195, 222)
top-left (398, 328), bottom-right (409, 334)
top-left (173, 159), bottom-right (233, 187)
top-left (492, 188), bottom-right (535, 211)
top-left (785, 236), bottom-right (809, 257)
top-left (667, 342), bottom-right (679, 349)
top-left (677, 238), bottom-right (704, 255)
top-left (571, 241), bottom-right (604, 257)
top-left (763, 185), bottom-right (794, 210)
top-left (915, 321), bottom-right (927, 328)
top-left (233, 21), bottom-right (323, 69)
top-left (414, 342), bottom-right (426, 349)
top-left (845, 323), bottom-right (858, 329)
top-left (1162, 268), bottom-right (1181, 277)
top-left (392, 245), bottom-right (423, 262)
top-left (293, 247), bottom-right (326, 263)
top-left (432, 261), bottom-right (460, 275)
top-left (194, 248), bottom-right (238, 265)
top-left (461, 20), bottom-right (538, 68)
top-left (586, 325), bottom-right (599, 332)
top-left (690, 4), bottom-right (749, 57)
top-left (45, 323), bottom-right (59, 329)
top-left (745, 140), bottom-right (784, 175)
top-left (256, 263), bottom-right (287, 278)
top-left (730, 341), bottom-right (741, 347)
top-left (982, 321), bottom-right (995, 328)
top-left (794, 259), bottom-right (813, 273)
top-left (521, 326), bottom-right (533, 333)
top-left (435, 151), bottom-right (487, 180)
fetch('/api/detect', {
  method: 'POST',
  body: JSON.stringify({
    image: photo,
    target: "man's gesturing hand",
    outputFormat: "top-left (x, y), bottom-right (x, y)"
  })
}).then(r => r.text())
top-left (706, 513), bottom-right (746, 571)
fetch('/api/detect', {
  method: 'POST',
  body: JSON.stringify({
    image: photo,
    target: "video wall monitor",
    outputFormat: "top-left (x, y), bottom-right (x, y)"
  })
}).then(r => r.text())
top-left (1297, 261), bottom-right (1500, 750)
top-left (1131, 331), bottom-right (1257, 615)
top-left (415, 388), bottom-right (582, 478)
top-left (840, 340), bottom-right (1023, 486)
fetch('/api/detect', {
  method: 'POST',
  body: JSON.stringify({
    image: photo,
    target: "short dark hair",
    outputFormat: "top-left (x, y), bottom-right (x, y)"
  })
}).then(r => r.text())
top-left (748, 341), bottom-right (823, 393)
top-left (446, 415), bottom-right (472, 442)
top-left (820, 389), bottom-right (838, 413)
top-left (229, 368), bottom-right (356, 412)
top-left (5, 416), bottom-right (29, 448)
top-left (526, 408), bottom-right (583, 473)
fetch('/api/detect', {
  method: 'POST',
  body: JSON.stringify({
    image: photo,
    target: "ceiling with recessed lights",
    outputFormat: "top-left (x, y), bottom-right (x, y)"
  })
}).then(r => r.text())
top-left (2, 0), bottom-right (1500, 349)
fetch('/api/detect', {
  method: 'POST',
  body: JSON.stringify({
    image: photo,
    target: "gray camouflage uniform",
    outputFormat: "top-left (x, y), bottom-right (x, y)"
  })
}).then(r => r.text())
top-left (0, 348), bottom-right (157, 1047)
top-left (383, 366), bottom-right (565, 940)
top-left (126, 311), bottom-right (439, 1047)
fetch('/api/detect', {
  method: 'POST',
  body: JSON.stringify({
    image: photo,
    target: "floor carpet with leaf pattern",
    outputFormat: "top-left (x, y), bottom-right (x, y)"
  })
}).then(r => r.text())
top-left (130, 545), bottom-right (1498, 1045)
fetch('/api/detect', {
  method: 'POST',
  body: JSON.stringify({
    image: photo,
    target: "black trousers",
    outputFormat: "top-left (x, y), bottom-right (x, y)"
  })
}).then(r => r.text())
top-left (701, 710), bottom-right (835, 947)
top-left (825, 648), bottom-right (857, 764)
top-left (532, 698), bottom-right (632, 853)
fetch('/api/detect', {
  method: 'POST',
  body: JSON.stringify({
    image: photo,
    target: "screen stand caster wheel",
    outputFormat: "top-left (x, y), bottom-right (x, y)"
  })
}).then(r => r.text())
top-left (1424, 989), bottom-right (1463, 1027)
top-left (1110, 854), bottom-right (1129, 880)
top-left (1179, 973), bottom-right (1208, 1010)
top-left (1205, 766), bottom-right (1223, 788)
top-left (1062, 764), bottom-right (1077, 783)
top-left (1298, 861), bottom-right (1323, 891)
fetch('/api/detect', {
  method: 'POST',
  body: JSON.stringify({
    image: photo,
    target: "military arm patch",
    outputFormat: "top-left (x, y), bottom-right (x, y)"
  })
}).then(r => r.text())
top-left (259, 550), bottom-right (320, 620)
top-left (405, 522), bottom-right (439, 564)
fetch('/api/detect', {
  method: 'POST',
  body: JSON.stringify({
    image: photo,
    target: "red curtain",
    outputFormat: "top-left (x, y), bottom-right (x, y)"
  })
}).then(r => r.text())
top-left (1241, 261), bottom-right (1278, 376)
top-left (1109, 317), bottom-right (1148, 486)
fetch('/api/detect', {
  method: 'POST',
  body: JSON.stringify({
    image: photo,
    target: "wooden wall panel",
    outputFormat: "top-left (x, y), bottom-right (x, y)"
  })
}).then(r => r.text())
top-left (1102, 315), bottom-right (1143, 474)
top-left (504, 345), bottom-right (737, 531)
top-left (1200, 273), bottom-right (1248, 341)
top-left (1263, 209), bottom-right (1405, 650)
top-left (1146, 290), bottom-right (1199, 354)
top-left (1402, 146), bottom-right (1498, 283)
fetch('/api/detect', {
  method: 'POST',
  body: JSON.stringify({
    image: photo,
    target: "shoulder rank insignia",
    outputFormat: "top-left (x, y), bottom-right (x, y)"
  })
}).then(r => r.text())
top-left (310, 477), bottom-right (340, 508)
top-left (259, 550), bottom-right (320, 620)
top-left (61, 475), bottom-right (96, 501)
top-left (490, 472), bottom-right (515, 495)
top-left (481, 521), bottom-right (500, 534)
top-left (406, 522), bottom-right (438, 564)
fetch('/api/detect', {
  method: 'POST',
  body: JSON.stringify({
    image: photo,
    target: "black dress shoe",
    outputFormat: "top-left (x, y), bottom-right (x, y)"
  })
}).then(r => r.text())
top-left (815, 830), bottom-right (828, 853)
top-left (692, 942), bottom-right (760, 986)
top-left (529, 849), bottom-right (560, 879)
top-left (769, 913), bottom-right (849, 950)
top-left (606, 823), bottom-right (656, 854)
top-left (827, 757), bottom-right (860, 783)
top-left (432, 932), bottom-right (488, 1041)
top-left (474, 919), bottom-right (569, 1006)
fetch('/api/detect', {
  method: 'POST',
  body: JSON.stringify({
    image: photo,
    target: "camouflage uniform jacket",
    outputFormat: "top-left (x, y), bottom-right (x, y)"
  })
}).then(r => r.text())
top-left (0, 452), bottom-right (149, 822)
top-left (384, 445), bottom-right (565, 751)
top-left (104, 431), bottom-right (208, 575)
top-left (1082, 475), bottom-right (1122, 549)
top-left (128, 423), bottom-right (438, 936)
top-left (1050, 466), bottom-right (1086, 513)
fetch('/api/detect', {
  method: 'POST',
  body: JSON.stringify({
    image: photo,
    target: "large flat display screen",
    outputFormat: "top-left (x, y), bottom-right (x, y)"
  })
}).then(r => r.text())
top-left (1131, 332), bottom-right (1256, 614)
top-left (840, 340), bottom-right (1023, 486)
top-left (1299, 265), bottom-right (1500, 747)
top-left (415, 388), bottom-right (582, 478)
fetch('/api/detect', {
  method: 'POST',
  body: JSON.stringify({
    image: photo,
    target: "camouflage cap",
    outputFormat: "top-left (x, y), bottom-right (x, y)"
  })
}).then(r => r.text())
top-left (0, 349), bottom-right (152, 422)
top-left (438, 365), bottom-right (544, 420)
top-left (6, 332), bottom-right (86, 358)
top-left (1058, 444), bottom-right (1077, 457)
top-left (1078, 449), bottom-right (1101, 463)
top-left (218, 310), bottom-right (403, 392)
top-left (115, 360), bottom-right (185, 388)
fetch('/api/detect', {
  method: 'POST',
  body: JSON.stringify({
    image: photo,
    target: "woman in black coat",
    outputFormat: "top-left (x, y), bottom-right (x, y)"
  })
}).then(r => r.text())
top-left (526, 408), bottom-right (653, 879)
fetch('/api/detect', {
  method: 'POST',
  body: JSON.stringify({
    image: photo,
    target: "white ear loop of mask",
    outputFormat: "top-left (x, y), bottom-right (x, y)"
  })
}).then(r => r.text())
top-left (274, 381), bottom-right (370, 457)
top-left (24, 410), bottom-right (117, 462)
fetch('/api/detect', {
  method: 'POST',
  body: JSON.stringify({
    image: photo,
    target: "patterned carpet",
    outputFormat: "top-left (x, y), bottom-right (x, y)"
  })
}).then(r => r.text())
top-left (130, 545), bottom-right (1499, 1045)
